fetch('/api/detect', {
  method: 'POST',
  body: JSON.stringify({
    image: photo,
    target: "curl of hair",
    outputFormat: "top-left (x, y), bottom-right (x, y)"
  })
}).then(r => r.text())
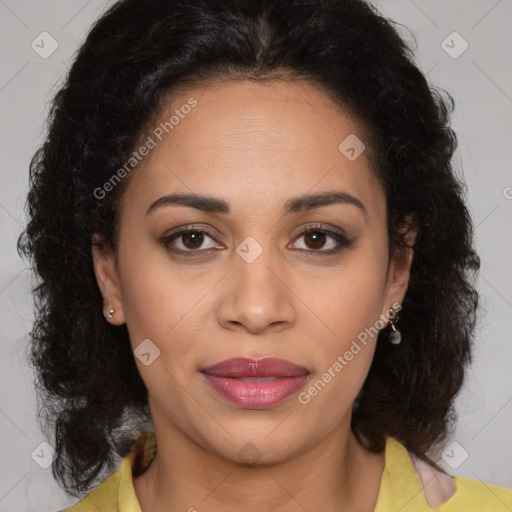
top-left (17, 0), bottom-right (480, 497)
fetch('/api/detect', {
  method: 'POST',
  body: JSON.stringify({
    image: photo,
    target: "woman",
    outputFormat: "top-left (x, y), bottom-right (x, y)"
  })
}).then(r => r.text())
top-left (17, 0), bottom-right (512, 510)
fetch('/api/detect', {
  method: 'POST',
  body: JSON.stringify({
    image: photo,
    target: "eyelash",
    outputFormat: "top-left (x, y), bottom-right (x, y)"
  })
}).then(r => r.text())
top-left (159, 223), bottom-right (352, 258)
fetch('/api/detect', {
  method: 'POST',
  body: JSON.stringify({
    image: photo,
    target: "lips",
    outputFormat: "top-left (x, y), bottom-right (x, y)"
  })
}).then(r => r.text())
top-left (201, 357), bottom-right (310, 408)
top-left (202, 357), bottom-right (310, 378)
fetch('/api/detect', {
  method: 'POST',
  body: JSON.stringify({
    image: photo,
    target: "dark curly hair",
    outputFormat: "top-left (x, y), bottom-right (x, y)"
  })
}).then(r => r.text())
top-left (17, 0), bottom-right (480, 498)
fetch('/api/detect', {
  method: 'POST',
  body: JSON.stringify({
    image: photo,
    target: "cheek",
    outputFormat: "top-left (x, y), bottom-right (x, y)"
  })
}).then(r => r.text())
top-left (298, 244), bottom-right (388, 400)
top-left (307, 245), bottom-right (388, 346)
top-left (116, 236), bottom-right (217, 374)
top-left (297, 281), bottom-right (382, 428)
top-left (327, 266), bottom-right (386, 334)
top-left (116, 238), bottom-right (192, 350)
top-left (117, 245), bottom-right (205, 405)
top-left (119, 264), bottom-right (173, 343)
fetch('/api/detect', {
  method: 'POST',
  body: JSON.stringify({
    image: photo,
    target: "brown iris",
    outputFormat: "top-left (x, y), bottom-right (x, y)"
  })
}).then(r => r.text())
top-left (181, 231), bottom-right (205, 249)
top-left (303, 230), bottom-right (326, 250)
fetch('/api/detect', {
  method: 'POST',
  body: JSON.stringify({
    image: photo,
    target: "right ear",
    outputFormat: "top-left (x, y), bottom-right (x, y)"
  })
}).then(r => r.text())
top-left (91, 234), bottom-right (126, 326)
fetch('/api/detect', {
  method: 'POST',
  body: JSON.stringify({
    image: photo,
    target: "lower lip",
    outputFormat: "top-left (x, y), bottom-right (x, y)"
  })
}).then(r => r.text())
top-left (202, 374), bottom-right (310, 408)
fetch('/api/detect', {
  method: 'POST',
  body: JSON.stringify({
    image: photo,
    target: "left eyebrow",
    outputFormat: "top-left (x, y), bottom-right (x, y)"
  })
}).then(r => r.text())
top-left (146, 190), bottom-right (367, 219)
top-left (283, 191), bottom-right (367, 219)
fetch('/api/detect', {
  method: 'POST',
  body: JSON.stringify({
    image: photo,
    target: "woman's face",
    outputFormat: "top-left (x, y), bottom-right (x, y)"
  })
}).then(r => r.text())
top-left (93, 79), bottom-right (414, 464)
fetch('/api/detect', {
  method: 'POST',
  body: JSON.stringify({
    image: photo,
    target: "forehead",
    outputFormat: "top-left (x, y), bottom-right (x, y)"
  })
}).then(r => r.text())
top-left (120, 79), bottom-right (384, 220)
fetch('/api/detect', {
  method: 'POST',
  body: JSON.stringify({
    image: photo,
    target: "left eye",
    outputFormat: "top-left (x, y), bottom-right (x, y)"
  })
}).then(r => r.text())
top-left (290, 227), bottom-right (351, 254)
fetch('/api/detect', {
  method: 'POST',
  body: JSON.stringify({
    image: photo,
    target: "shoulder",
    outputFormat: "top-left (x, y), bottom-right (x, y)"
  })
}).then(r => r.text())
top-left (409, 447), bottom-right (512, 510)
top-left (408, 452), bottom-right (456, 507)
top-left (442, 476), bottom-right (512, 510)
top-left (379, 437), bottom-right (512, 511)
top-left (61, 432), bottom-right (156, 511)
top-left (60, 467), bottom-right (122, 511)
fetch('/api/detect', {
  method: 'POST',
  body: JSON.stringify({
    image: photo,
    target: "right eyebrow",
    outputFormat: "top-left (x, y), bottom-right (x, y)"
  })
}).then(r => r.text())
top-left (146, 193), bottom-right (229, 215)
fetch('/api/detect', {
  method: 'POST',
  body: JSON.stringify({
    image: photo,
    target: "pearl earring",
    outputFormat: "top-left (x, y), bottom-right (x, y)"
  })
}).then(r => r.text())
top-left (387, 310), bottom-right (401, 345)
top-left (106, 308), bottom-right (115, 319)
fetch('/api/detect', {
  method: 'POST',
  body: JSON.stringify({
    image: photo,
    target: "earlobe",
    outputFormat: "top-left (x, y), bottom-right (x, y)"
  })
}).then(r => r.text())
top-left (91, 235), bottom-right (126, 325)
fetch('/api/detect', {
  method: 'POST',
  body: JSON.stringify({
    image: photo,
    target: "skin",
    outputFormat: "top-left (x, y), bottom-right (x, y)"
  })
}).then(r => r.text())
top-left (92, 78), bottom-right (417, 512)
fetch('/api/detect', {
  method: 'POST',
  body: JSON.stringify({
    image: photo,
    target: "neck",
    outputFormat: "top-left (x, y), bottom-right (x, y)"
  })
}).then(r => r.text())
top-left (133, 420), bottom-right (385, 512)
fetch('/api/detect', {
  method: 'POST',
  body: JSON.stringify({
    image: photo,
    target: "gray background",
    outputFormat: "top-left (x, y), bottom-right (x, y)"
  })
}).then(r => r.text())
top-left (0, 1), bottom-right (511, 510)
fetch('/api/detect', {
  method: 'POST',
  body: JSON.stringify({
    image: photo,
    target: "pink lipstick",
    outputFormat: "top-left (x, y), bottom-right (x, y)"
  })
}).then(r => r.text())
top-left (201, 357), bottom-right (310, 408)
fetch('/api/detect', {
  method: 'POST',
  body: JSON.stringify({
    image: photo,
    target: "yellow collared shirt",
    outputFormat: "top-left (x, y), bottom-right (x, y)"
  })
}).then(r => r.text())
top-left (62, 432), bottom-right (512, 511)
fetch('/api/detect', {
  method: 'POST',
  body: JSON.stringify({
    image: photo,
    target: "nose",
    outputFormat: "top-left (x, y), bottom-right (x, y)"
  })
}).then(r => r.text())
top-left (216, 251), bottom-right (296, 334)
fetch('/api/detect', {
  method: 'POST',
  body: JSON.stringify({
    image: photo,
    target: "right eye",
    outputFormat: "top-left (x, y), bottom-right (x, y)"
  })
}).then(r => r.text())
top-left (159, 226), bottom-right (224, 256)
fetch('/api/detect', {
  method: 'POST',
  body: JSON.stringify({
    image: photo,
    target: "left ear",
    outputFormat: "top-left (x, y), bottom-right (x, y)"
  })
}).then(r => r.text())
top-left (381, 214), bottom-right (417, 314)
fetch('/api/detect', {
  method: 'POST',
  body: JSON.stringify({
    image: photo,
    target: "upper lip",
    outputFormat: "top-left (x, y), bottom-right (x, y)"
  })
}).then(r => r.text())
top-left (201, 357), bottom-right (310, 378)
